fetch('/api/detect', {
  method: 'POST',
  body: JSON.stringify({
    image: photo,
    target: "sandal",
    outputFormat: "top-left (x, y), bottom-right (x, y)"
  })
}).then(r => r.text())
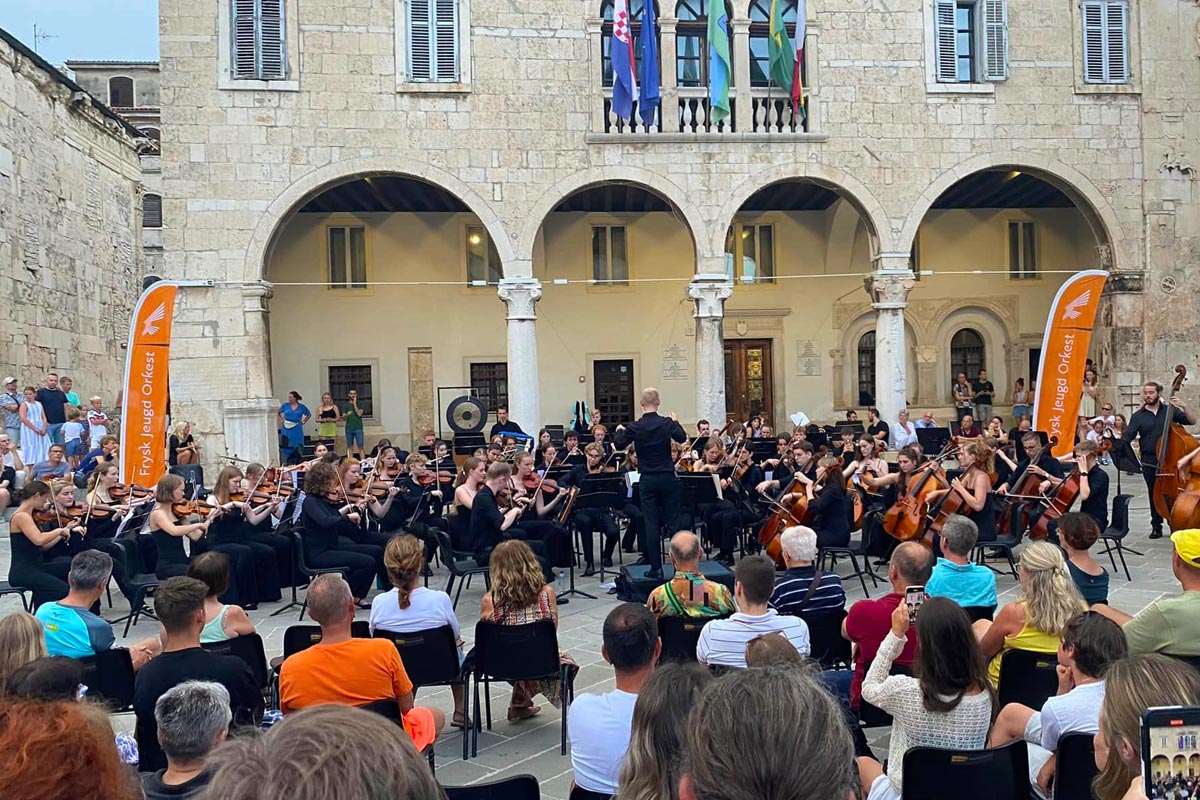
top-left (451, 712), bottom-right (469, 729)
top-left (506, 704), bottom-right (541, 722)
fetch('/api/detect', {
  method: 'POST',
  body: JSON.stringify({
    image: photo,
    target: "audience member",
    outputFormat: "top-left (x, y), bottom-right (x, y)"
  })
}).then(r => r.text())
top-left (841, 542), bottom-right (932, 708)
top-left (140, 681), bottom-right (231, 800)
top-left (78, 434), bottom-right (119, 479)
top-left (618, 662), bottom-right (713, 800)
top-left (570, 603), bottom-right (660, 796)
top-left (646, 531), bottom-right (735, 619)
top-left (60, 376), bottom-right (80, 410)
top-left (133, 577), bottom-right (264, 772)
top-left (279, 573), bottom-right (442, 748)
top-left (35, 549), bottom-right (114, 657)
top-left (1093, 529), bottom-right (1200, 656)
top-left (769, 525), bottom-right (847, 616)
top-left (696, 555), bottom-right (809, 668)
top-left (86, 396), bottom-right (111, 446)
top-left (62, 407), bottom-right (85, 468)
top-left (989, 611), bottom-right (1127, 795)
top-left (1058, 512), bottom-right (1109, 605)
top-left (0, 611), bottom-right (46, 691)
top-left (0, 432), bottom-right (23, 514)
top-left (1093, 655), bottom-right (1200, 800)
top-left (36, 372), bottom-right (69, 445)
top-left (975, 541), bottom-right (1086, 684)
top-left (203, 705), bottom-right (444, 800)
top-left (5, 654), bottom-right (84, 701)
top-left (857, 597), bottom-right (995, 800)
top-left (188, 552), bottom-right (256, 644)
top-left (18, 385), bottom-right (50, 465)
top-left (679, 665), bottom-right (859, 800)
top-left (745, 632), bottom-right (804, 667)
top-left (925, 514), bottom-right (997, 610)
top-left (29, 443), bottom-right (71, 480)
top-left (1, 376), bottom-right (21, 446)
top-left (0, 700), bottom-right (142, 800)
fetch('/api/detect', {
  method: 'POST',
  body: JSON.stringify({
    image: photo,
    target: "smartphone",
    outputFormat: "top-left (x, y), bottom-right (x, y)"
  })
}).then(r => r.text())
top-left (1141, 706), bottom-right (1200, 799)
top-left (904, 585), bottom-right (926, 623)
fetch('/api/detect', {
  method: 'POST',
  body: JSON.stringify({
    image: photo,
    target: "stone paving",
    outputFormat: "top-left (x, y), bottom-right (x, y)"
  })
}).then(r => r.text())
top-left (0, 467), bottom-right (1180, 798)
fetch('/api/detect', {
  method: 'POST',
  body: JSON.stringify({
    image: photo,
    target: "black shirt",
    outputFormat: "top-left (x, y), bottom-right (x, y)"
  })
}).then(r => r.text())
top-left (140, 770), bottom-right (212, 799)
top-left (36, 388), bottom-right (68, 424)
top-left (467, 485), bottom-right (505, 554)
top-left (868, 421), bottom-right (890, 443)
top-left (489, 420), bottom-right (525, 439)
top-left (614, 412), bottom-right (687, 474)
top-left (1011, 453), bottom-right (1066, 485)
top-left (396, 477), bottom-right (442, 523)
top-left (1079, 465), bottom-right (1110, 531)
top-left (813, 487), bottom-right (851, 539)
top-left (973, 380), bottom-right (995, 403)
top-left (134, 647), bottom-right (263, 772)
top-left (299, 494), bottom-right (357, 557)
top-left (1123, 404), bottom-right (1189, 466)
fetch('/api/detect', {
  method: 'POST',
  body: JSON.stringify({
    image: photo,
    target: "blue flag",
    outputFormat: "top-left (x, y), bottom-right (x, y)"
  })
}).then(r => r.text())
top-left (638, 0), bottom-right (660, 127)
top-left (611, 0), bottom-right (638, 121)
top-left (707, 2), bottom-right (732, 123)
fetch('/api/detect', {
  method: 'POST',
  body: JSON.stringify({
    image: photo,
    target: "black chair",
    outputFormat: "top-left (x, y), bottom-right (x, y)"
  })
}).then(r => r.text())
top-left (859, 662), bottom-right (913, 728)
top-left (973, 531), bottom-right (1021, 580)
top-left (170, 464), bottom-right (206, 498)
top-left (569, 788), bottom-right (612, 800)
top-left (471, 619), bottom-right (573, 758)
top-left (963, 605), bottom-right (997, 623)
top-left (271, 529), bottom-right (348, 620)
top-left (996, 649), bottom-right (1060, 711)
top-left (435, 529), bottom-right (490, 610)
top-left (107, 537), bottom-right (159, 636)
top-left (1099, 494), bottom-right (1134, 581)
top-left (279, 621), bottom-right (371, 660)
top-left (444, 775), bottom-right (540, 800)
top-left (901, 740), bottom-right (1030, 800)
top-left (358, 699), bottom-right (437, 774)
top-left (202, 633), bottom-right (270, 694)
top-left (819, 538), bottom-right (880, 597)
top-left (76, 648), bottom-right (137, 712)
top-left (1053, 733), bottom-right (1099, 800)
top-left (1165, 653), bottom-right (1200, 671)
top-left (801, 609), bottom-right (851, 669)
top-left (657, 615), bottom-right (718, 664)
top-left (0, 580), bottom-right (31, 611)
top-left (373, 625), bottom-right (470, 761)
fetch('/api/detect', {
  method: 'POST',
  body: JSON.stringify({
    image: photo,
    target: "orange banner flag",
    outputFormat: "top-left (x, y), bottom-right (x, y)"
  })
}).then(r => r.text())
top-left (1032, 270), bottom-right (1108, 458)
top-left (120, 281), bottom-right (179, 487)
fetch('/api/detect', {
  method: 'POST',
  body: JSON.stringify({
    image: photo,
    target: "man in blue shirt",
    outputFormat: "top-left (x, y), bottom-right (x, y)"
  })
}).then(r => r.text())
top-left (925, 514), bottom-right (997, 610)
top-left (36, 550), bottom-right (116, 658)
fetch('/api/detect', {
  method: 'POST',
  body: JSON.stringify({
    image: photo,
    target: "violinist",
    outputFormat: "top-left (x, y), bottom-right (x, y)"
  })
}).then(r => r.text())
top-left (450, 457), bottom-right (486, 550)
top-left (373, 446), bottom-right (406, 483)
top-left (844, 436), bottom-right (889, 502)
top-left (925, 440), bottom-right (997, 544)
top-left (536, 443), bottom-right (559, 471)
top-left (148, 473), bottom-right (216, 580)
top-left (390, 453), bottom-right (452, 571)
top-left (8, 480), bottom-right (75, 606)
top-left (1039, 440), bottom-right (1110, 532)
top-left (43, 479), bottom-right (88, 561)
top-left (560, 430), bottom-right (585, 466)
top-left (297, 460), bottom-right (379, 604)
top-left (337, 458), bottom-right (397, 586)
top-left (465, 461), bottom-right (556, 587)
top-left (804, 456), bottom-right (852, 549)
top-left (513, 452), bottom-right (569, 517)
top-left (240, 462), bottom-right (296, 586)
top-left (82, 463), bottom-right (134, 545)
top-left (759, 435), bottom-right (793, 473)
top-left (693, 440), bottom-right (726, 474)
top-left (562, 444), bottom-right (618, 576)
top-left (485, 443), bottom-right (505, 465)
top-left (204, 466), bottom-right (283, 608)
top-left (1122, 380), bottom-right (1196, 538)
top-left (710, 446), bottom-right (767, 568)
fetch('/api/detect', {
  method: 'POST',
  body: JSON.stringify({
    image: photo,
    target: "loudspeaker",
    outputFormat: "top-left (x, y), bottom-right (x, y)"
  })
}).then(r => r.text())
top-left (616, 560), bottom-right (734, 604)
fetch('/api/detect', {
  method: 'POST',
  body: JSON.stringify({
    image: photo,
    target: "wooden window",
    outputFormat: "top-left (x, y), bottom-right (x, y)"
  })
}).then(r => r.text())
top-left (327, 365), bottom-right (374, 419)
top-left (591, 225), bottom-right (629, 285)
top-left (1007, 220), bottom-right (1038, 279)
top-left (466, 226), bottom-right (502, 286)
top-left (140, 127), bottom-right (161, 142)
top-left (594, 359), bottom-right (636, 424)
top-left (143, 194), bottom-right (163, 229)
top-left (1082, 1), bottom-right (1128, 84)
top-left (950, 329), bottom-right (985, 389)
top-left (232, 0), bottom-right (288, 81)
top-left (935, 0), bottom-right (1007, 83)
top-left (108, 77), bottom-right (134, 107)
top-left (857, 331), bottom-right (876, 406)
top-left (724, 223), bottom-right (775, 284)
top-left (328, 226), bottom-right (367, 289)
top-left (470, 362), bottom-right (508, 412)
top-left (408, 0), bottom-right (459, 81)
top-left (675, 0), bottom-right (730, 88)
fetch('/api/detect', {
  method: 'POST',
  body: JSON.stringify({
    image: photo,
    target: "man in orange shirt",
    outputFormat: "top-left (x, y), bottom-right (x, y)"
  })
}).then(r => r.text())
top-left (279, 573), bottom-right (444, 748)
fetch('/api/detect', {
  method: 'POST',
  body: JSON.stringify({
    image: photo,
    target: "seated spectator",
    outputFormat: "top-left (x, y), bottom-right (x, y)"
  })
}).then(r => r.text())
top-left (78, 434), bottom-right (119, 479)
top-left (975, 541), bottom-right (1086, 685)
top-left (857, 597), bottom-right (995, 800)
top-left (0, 611), bottom-right (47, 691)
top-left (770, 525), bottom-right (847, 617)
top-left (989, 611), bottom-right (1127, 795)
top-left (697, 555), bottom-right (810, 668)
top-left (1093, 529), bottom-right (1200, 656)
top-left (140, 681), bottom-right (231, 800)
top-left (569, 603), bottom-right (660, 796)
top-left (745, 632), bottom-right (804, 668)
top-left (925, 514), bottom-right (997, 610)
top-left (0, 700), bottom-right (142, 800)
top-left (647, 531), bottom-right (735, 619)
top-left (0, 432), bottom-right (23, 514)
top-left (1058, 512), bottom-right (1109, 605)
top-left (279, 573), bottom-right (442, 749)
top-left (203, 705), bottom-right (444, 800)
top-left (841, 542), bottom-right (933, 709)
top-left (134, 577), bottom-right (264, 773)
top-left (679, 665), bottom-right (858, 800)
top-left (618, 662), bottom-right (713, 800)
top-left (370, 533), bottom-right (465, 725)
top-left (1093, 655), bottom-right (1200, 800)
top-left (29, 443), bottom-right (71, 480)
top-left (188, 552), bottom-right (256, 644)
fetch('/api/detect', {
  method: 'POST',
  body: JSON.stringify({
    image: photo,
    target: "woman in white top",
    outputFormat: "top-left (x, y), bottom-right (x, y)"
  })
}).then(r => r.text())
top-left (18, 386), bottom-right (50, 465)
top-left (891, 409), bottom-right (918, 450)
top-left (370, 533), bottom-right (466, 726)
top-left (188, 551), bottom-right (256, 644)
top-left (857, 596), bottom-right (996, 800)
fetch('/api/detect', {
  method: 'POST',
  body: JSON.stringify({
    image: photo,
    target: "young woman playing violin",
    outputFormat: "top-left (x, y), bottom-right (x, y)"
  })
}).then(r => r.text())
top-left (336, 458), bottom-right (398, 586)
top-left (235, 461), bottom-right (297, 587)
top-left (83, 464), bottom-right (135, 543)
top-left (372, 446), bottom-right (405, 483)
top-left (925, 440), bottom-right (998, 545)
top-left (844, 435), bottom-right (890, 512)
top-left (149, 473), bottom-right (216, 580)
top-left (383, 453), bottom-right (449, 573)
top-left (203, 465), bottom-right (283, 608)
top-left (8, 480), bottom-right (77, 606)
top-left (514, 452), bottom-right (570, 519)
top-left (298, 460), bottom-right (381, 604)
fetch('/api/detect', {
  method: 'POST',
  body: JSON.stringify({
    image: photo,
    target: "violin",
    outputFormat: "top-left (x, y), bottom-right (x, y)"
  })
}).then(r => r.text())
top-left (172, 499), bottom-right (217, 517)
top-left (1029, 439), bottom-right (1112, 540)
top-left (523, 473), bottom-right (561, 494)
top-left (416, 470), bottom-right (454, 487)
top-left (1154, 365), bottom-right (1200, 530)
top-left (109, 483), bottom-right (152, 500)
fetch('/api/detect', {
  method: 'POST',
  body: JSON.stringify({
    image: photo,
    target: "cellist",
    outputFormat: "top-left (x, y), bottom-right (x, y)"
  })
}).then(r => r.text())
top-left (925, 440), bottom-right (997, 545)
top-left (996, 432), bottom-right (1066, 495)
top-left (1121, 380), bottom-right (1196, 538)
top-left (803, 456), bottom-right (852, 549)
top-left (1038, 440), bottom-right (1110, 533)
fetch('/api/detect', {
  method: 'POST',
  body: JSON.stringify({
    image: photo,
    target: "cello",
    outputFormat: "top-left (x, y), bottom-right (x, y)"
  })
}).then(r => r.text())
top-left (756, 448), bottom-right (829, 567)
top-left (882, 444), bottom-right (952, 543)
top-left (1152, 365), bottom-right (1200, 527)
top-left (1028, 438), bottom-right (1111, 541)
top-left (925, 439), bottom-right (994, 543)
top-left (998, 435), bottom-right (1058, 537)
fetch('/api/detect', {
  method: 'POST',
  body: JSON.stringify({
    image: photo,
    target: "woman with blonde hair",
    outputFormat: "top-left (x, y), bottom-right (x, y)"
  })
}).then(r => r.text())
top-left (975, 541), bottom-right (1087, 684)
top-left (315, 392), bottom-right (339, 445)
top-left (617, 662), bottom-right (713, 800)
top-left (0, 612), bottom-right (47, 692)
top-left (168, 420), bottom-right (199, 466)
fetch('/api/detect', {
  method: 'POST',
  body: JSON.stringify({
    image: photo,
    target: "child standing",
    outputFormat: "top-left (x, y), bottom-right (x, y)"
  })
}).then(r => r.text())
top-left (63, 407), bottom-right (86, 469)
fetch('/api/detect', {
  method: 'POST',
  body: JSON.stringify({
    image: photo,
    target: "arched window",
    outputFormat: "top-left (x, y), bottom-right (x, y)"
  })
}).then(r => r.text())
top-left (950, 328), bottom-right (985, 388)
top-left (747, 0), bottom-right (799, 87)
top-left (143, 194), bottom-right (162, 229)
top-left (108, 76), bottom-right (134, 107)
top-left (600, 0), bottom-right (648, 87)
top-left (857, 331), bottom-right (876, 406)
top-left (140, 127), bottom-right (161, 142)
top-left (675, 0), bottom-right (732, 88)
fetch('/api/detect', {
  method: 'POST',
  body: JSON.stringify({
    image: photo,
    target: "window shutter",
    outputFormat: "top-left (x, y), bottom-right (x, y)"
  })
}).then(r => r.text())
top-left (232, 0), bottom-right (258, 79)
top-left (1104, 1), bottom-right (1128, 83)
top-left (258, 0), bottom-right (286, 80)
top-left (434, 0), bottom-right (459, 81)
top-left (983, 0), bottom-right (1008, 81)
top-left (1082, 1), bottom-right (1105, 83)
top-left (408, 0), bottom-right (433, 81)
top-left (933, 0), bottom-right (958, 83)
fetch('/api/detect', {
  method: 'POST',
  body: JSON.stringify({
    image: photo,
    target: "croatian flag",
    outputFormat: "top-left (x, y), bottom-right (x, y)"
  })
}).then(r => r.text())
top-left (612, 0), bottom-right (638, 122)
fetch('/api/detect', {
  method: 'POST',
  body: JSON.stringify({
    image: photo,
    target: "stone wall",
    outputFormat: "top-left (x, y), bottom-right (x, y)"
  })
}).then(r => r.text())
top-left (0, 34), bottom-right (144, 404)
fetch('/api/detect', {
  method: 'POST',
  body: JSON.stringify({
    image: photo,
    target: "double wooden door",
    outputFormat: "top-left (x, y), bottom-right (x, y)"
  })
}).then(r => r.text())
top-left (724, 339), bottom-right (773, 426)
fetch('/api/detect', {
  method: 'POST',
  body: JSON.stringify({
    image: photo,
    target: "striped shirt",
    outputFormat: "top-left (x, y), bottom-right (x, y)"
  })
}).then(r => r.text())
top-left (696, 610), bottom-right (810, 668)
top-left (770, 566), bottom-right (847, 616)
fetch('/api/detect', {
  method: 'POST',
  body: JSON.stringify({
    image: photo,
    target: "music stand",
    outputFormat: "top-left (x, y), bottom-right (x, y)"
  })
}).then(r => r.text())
top-left (805, 430), bottom-right (829, 451)
top-left (571, 474), bottom-right (627, 588)
top-left (748, 440), bottom-right (778, 463)
top-left (1106, 436), bottom-right (1142, 496)
top-left (679, 473), bottom-right (722, 552)
top-left (692, 435), bottom-right (710, 454)
top-left (916, 427), bottom-right (952, 456)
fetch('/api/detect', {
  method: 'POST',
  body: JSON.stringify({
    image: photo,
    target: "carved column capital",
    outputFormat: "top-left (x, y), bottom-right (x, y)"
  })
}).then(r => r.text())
top-left (497, 278), bottom-right (543, 321)
top-left (688, 274), bottom-right (734, 319)
top-left (241, 280), bottom-right (274, 311)
top-left (863, 270), bottom-right (915, 311)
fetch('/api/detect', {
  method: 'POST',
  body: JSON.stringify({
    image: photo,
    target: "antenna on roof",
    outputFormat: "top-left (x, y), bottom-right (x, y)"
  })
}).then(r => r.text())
top-left (32, 23), bottom-right (58, 55)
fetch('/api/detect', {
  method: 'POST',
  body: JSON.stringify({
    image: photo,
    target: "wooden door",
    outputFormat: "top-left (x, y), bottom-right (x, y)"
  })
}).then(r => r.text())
top-left (724, 339), bottom-right (774, 426)
top-left (593, 359), bottom-right (636, 425)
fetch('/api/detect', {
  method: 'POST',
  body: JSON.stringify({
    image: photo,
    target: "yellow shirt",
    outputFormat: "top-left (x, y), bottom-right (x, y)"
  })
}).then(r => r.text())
top-left (987, 612), bottom-right (1060, 685)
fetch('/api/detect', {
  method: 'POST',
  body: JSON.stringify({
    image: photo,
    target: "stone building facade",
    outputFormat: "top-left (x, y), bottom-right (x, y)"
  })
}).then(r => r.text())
top-left (155, 0), bottom-right (1200, 465)
top-left (0, 30), bottom-right (145, 403)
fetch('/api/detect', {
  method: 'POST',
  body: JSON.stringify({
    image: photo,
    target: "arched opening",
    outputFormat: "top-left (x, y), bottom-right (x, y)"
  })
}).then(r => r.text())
top-left (108, 76), bottom-right (134, 107)
top-left (950, 328), bottom-right (985, 386)
top-left (531, 180), bottom-right (697, 425)
top-left (140, 127), bottom-right (161, 142)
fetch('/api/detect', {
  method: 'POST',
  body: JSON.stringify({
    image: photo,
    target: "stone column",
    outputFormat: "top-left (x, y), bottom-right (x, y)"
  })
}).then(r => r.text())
top-left (659, 17), bottom-right (678, 132)
top-left (863, 268), bottom-right (915, 425)
top-left (498, 278), bottom-right (543, 433)
top-left (222, 399), bottom-right (281, 468)
top-left (689, 274), bottom-right (734, 424)
top-left (731, 19), bottom-right (751, 132)
top-left (587, 19), bottom-right (606, 133)
top-left (242, 280), bottom-right (274, 398)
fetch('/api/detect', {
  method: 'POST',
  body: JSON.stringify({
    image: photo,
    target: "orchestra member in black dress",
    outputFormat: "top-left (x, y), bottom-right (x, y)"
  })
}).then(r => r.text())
top-left (562, 444), bottom-right (619, 576)
top-left (7, 480), bottom-right (75, 606)
top-left (808, 456), bottom-right (852, 550)
top-left (466, 461), bottom-right (555, 585)
top-left (205, 466), bottom-right (283, 607)
top-left (148, 474), bottom-right (212, 580)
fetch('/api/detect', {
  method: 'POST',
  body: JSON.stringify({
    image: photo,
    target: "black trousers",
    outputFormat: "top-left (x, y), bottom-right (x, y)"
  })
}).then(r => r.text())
top-left (1144, 463), bottom-right (1164, 532)
top-left (342, 530), bottom-right (389, 586)
top-left (620, 503), bottom-right (644, 551)
top-left (251, 531), bottom-right (296, 588)
top-left (573, 510), bottom-right (617, 567)
top-left (639, 472), bottom-right (680, 571)
top-left (8, 559), bottom-right (69, 608)
top-left (512, 518), bottom-right (572, 569)
top-left (406, 517), bottom-right (449, 563)
top-left (714, 507), bottom-right (763, 556)
top-left (203, 542), bottom-right (264, 606)
top-left (309, 546), bottom-right (378, 598)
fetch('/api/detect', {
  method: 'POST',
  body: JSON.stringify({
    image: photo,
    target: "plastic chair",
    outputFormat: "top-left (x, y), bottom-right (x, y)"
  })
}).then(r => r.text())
top-left (0, 580), bottom-right (31, 611)
top-left (444, 775), bottom-right (540, 800)
top-left (997, 649), bottom-right (1060, 711)
top-left (76, 648), bottom-right (137, 712)
top-left (973, 531), bottom-right (1021, 580)
top-left (202, 632), bottom-right (270, 693)
top-left (279, 621), bottom-right (371, 660)
top-left (373, 625), bottom-right (470, 761)
top-left (963, 605), bottom-right (997, 623)
top-left (657, 615), bottom-right (719, 664)
top-left (1052, 733), bottom-right (1099, 800)
top-left (270, 529), bottom-right (348, 620)
top-left (801, 608), bottom-right (851, 669)
top-left (901, 739), bottom-right (1031, 800)
top-left (435, 529), bottom-right (491, 610)
top-left (471, 619), bottom-right (573, 758)
top-left (1099, 495), bottom-right (1134, 581)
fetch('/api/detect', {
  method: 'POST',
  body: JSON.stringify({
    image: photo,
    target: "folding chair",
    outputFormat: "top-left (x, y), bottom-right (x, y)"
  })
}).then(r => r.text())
top-left (996, 649), bottom-right (1060, 711)
top-left (76, 648), bottom-right (137, 712)
top-left (270, 529), bottom-right (348, 620)
top-left (801, 609), bottom-right (851, 669)
top-left (973, 531), bottom-right (1021, 581)
top-left (0, 581), bottom-right (31, 612)
top-left (901, 740), bottom-right (1030, 800)
top-left (373, 625), bottom-right (470, 761)
top-left (657, 615), bottom-right (719, 664)
top-left (963, 605), bottom-right (997, 623)
top-left (269, 621), bottom-right (370, 706)
top-left (435, 529), bottom-right (490, 610)
top-left (107, 537), bottom-right (159, 637)
top-left (1099, 495), bottom-right (1135, 582)
top-left (358, 699), bottom-right (438, 774)
top-left (443, 775), bottom-right (540, 800)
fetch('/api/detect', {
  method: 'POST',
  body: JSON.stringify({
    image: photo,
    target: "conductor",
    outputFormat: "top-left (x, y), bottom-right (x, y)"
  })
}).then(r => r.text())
top-left (615, 388), bottom-right (687, 579)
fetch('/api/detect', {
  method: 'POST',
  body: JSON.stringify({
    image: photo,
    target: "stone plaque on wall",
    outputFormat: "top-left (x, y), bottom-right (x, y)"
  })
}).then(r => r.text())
top-left (795, 339), bottom-right (822, 377)
top-left (662, 344), bottom-right (689, 381)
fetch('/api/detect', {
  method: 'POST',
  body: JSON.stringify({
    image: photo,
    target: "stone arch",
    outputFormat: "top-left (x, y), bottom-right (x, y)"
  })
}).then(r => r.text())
top-left (714, 162), bottom-right (893, 262)
top-left (841, 311), bottom-right (920, 409)
top-left (517, 166), bottom-right (705, 271)
top-left (933, 303), bottom-right (1018, 404)
top-left (243, 155), bottom-right (513, 284)
top-left (897, 152), bottom-right (1127, 269)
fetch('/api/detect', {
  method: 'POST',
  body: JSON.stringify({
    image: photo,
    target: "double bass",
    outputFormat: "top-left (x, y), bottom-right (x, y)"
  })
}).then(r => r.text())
top-left (1153, 366), bottom-right (1200, 528)
top-left (1028, 438), bottom-right (1112, 541)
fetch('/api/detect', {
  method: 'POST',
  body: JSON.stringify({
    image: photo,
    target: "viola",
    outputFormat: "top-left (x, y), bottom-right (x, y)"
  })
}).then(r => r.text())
top-left (1154, 366), bottom-right (1200, 530)
top-left (1029, 439), bottom-right (1112, 540)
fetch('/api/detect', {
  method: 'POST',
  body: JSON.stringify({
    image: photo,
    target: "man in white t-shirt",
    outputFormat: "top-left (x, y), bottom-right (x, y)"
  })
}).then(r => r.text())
top-left (568, 603), bottom-right (660, 796)
top-left (987, 611), bottom-right (1128, 796)
top-left (697, 555), bottom-right (810, 668)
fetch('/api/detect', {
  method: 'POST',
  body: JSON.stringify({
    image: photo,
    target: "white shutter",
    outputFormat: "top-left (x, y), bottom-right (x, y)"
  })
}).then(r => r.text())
top-left (434, 0), bottom-right (459, 81)
top-left (934, 0), bottom-right (958, 83)
top-left (408, 0), bottom-right (433, 81)
top-left (258, 0), bottom-right (286, 80)
top-left (982, 0), bottom-right (1008, 81)
top-left (1104, 1), bottom-right (1128, 83)
top-left (232, 0), bottom-right (258, 79)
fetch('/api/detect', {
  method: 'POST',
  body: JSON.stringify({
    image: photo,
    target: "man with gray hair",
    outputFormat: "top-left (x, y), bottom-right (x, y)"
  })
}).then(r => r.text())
top-left (140, 681), bottom-right (231, 799)
top-left (646, 531), bottom-right (735, 619)
top-left (925, 514), bottom-right (997, 611)
top-left (770, 525), bottom-right (847, 617)
top-left (35, 549), bottom-right (115, 658)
